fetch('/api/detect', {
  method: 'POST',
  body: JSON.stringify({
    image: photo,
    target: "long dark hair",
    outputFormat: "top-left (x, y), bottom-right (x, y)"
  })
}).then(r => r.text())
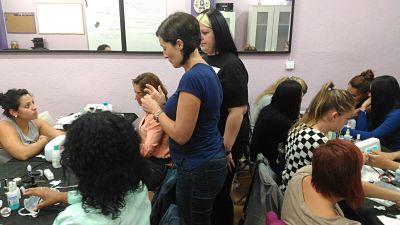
top-left (61, 112), bottom-right (149, 219)
top-left (156, 12), bottom-right (200, 66)
top-left (0, 88), bottom-right (30, 118)
top-left (202, 9), bottom-right (238, 55)
top-left (270, 80), bottom-right (302, 121)
top-left (370, 75), bottom-right (400, 129)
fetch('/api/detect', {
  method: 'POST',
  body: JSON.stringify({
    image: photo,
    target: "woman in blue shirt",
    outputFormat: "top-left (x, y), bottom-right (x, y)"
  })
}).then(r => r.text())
top-left (348, 75), bottom-right (400, 150)
top-left (141, 12), bottom-right (227, 225)
top-left (196, 9), bottom-right (249, 225)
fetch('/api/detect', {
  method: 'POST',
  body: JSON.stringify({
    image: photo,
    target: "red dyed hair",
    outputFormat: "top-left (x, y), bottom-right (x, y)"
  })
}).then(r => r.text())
top-left (311, 139), bottom-right (364, 209)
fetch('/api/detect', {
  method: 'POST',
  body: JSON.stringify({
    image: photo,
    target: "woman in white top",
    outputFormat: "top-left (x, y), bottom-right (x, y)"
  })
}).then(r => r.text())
top-left (0, 88), bottom-right (63, 162)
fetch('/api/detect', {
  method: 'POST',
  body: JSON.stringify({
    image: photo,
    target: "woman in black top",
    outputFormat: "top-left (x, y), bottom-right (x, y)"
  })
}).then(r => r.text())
top-left (250, 80), bottom-right (303, 185)
top-left (197, 9), bottom-right (250, 225)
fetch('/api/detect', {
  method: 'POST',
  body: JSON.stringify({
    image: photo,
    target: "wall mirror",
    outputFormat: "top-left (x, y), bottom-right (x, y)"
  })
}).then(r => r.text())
top-left (0, 0), bottom-right (123, 51)
top-left (0, 0), bottom-right (294, 53)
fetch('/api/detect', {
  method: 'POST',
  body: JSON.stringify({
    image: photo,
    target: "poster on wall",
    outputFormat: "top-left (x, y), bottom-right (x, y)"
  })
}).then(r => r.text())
top-left (85, 0), bottom-right (122, 51)
top-left (4, 12), bottom-right (36, 33)
top-left (124, 0), bottom-right (167, 52)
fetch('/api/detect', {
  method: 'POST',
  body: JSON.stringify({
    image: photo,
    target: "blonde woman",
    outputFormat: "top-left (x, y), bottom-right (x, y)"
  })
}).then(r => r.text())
top-left (281, 82), bottom-right (400, 219)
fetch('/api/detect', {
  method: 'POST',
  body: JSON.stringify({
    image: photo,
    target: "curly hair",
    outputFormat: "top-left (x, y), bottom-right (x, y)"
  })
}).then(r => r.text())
top-left (61, 111), bottom-right (149, 219)
top-left (0, 88), bottom-right (30, 118)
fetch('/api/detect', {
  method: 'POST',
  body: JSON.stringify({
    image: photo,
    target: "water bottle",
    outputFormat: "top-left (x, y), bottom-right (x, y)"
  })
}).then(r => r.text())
top-left (6, 181), bottom-right (20, 210)
top-left (102, 102), bottom-right (110, 111)
top-left (52, 145), bottom-right (62, 168)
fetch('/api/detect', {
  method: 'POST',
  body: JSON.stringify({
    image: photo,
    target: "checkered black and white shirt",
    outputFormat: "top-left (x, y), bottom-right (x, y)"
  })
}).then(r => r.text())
top-left (280, 123), bottom-right (328, 192)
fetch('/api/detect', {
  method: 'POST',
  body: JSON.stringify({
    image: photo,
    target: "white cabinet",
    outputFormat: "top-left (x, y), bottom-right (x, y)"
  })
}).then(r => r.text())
top-left (221, 11), bottom-right (236, 39)
top-left (247, 5), bottom-right (292, 51)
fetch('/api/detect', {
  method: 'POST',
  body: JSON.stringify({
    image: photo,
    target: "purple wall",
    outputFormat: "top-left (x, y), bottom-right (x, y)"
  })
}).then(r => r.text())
top-left (0, 0), bottom-right (399, 119)
top-left (0, 0), bottom-right (8, 49)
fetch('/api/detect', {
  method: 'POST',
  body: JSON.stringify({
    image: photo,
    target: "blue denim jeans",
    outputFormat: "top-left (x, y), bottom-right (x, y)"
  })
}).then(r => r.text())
top-left (176, 155), bottom-right (227, 225)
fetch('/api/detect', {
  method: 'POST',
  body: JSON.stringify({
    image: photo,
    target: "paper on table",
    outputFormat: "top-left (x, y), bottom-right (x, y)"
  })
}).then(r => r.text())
top-left (377, 215), bottom-right (400, 225)
top-left (361, 165), bottom-right (384, 182)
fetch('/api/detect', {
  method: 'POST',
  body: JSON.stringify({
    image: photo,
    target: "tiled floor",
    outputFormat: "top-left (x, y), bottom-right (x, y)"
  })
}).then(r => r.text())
top-left (232, 164), bottom-right (252, 225)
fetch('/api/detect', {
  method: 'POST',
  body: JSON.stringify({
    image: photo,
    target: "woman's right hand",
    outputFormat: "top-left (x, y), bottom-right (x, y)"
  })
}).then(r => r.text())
top-left (368, 151), bottom-right (399, 171)
top-left (144, 84), bottom-right (166, 106)
top-left (141, 95), bottom-right (162, 115)
top-left (360, 97), bottom-right (371, 111)
top-left (38, 135), bottom-right (49, 144)
top-left (23, 187), bottom-right (68, 210)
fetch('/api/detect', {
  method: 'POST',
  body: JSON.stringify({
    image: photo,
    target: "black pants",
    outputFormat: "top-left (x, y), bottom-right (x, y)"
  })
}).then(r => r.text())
top-left (211, 140), bottom-right (247, 225)
top-left (145, 157), bottom-right (170, 192)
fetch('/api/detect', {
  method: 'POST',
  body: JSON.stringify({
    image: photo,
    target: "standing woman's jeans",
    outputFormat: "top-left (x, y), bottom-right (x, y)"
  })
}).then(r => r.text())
top-left (176, 155), bottom-right (227, 225)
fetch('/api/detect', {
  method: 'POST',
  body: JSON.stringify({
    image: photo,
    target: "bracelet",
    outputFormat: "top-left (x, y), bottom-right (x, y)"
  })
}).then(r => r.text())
top-left (153, 109), bottom-right (163, 122)
top-left (225, 150), bottom-right (232, 155)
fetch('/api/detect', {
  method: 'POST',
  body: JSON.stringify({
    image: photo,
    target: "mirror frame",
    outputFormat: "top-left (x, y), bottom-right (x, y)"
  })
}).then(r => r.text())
top-left (0, 0), bottom-right (295, 54)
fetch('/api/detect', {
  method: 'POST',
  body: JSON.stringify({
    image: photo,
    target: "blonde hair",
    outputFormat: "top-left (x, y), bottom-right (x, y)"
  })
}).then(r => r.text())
top-left (196, 13), bottom-right (211, 28)
top-left (255, 76), bottom-right (308, 103)
top-left (296, 82), bottom-right (355, 128)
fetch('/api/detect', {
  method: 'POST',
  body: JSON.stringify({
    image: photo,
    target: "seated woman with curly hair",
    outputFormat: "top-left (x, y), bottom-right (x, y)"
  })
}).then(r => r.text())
top-left (24, 111), bottom-right (151, 225)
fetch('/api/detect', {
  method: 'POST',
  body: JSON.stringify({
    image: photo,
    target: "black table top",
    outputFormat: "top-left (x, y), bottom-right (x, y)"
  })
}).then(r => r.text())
top-left (357, 199), bottom-right (400, 225)
top-left (0, 157), bottom-right (70, 225)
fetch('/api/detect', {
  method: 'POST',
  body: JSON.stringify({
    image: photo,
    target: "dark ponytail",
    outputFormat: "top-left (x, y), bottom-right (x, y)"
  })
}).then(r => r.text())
top-left (349, 69), bottom-right (375, 94)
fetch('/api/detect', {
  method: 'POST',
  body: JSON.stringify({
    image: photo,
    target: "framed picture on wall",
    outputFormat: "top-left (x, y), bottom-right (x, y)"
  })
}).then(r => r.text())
top-left (191, 0), bottom-right (215, 16)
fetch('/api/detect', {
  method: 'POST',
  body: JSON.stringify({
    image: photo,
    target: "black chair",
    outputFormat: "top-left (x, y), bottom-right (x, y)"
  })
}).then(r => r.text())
top-left (122, 113), bottom-right (139, 125)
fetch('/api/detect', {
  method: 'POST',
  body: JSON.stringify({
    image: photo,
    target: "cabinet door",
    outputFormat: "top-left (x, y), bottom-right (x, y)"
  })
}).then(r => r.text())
top-left (247, 6), bottom-right (274, 51)
top-left (271, 6), bottom-right (292, 51)
top-left (221, 11), bottom-right (236, 39)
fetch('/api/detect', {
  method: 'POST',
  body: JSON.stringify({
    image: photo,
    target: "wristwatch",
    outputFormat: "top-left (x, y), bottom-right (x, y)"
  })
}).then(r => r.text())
top-left (153, 110), bottom-right (163, 122)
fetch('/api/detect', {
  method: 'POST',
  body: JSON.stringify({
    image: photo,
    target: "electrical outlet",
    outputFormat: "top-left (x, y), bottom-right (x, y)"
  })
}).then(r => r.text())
top-left (286, 60), bottom-right (295, 70)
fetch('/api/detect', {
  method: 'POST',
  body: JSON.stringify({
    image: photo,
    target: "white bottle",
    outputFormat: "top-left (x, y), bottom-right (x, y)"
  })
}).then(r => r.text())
top-left (52, 145), bottom-right (62, 168)
top-left (395, 166), bottom-right (400, 185)
top-left (6, 181), bottom-right (20, 210)
top-left (343, 129), bottom-right (352, 141)
top-left (355, 134), bottom-right (361, 143)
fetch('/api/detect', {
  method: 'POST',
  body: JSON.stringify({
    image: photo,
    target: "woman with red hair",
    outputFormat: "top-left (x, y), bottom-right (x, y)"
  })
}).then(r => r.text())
top-left (282, 139), bottom-right (399, 225)
top-left (282, 140), bottom-right (364, 224)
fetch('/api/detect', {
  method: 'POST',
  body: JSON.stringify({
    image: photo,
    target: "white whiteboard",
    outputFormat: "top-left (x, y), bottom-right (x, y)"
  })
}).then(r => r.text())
top-left (124, 0), bottom-right (166, 52)
top-left (85, 0), bottom-right (122, 50)
top-left (36, 3), bottom-right (85, 34)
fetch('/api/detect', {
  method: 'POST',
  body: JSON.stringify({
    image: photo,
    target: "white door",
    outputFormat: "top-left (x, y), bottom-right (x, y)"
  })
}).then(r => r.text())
top-left (271, 5), bottom-right (292, 51)
top-left (221, 11), bottom-right (236, 39)
top-left (247, 5), bottom-right (275, 51)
